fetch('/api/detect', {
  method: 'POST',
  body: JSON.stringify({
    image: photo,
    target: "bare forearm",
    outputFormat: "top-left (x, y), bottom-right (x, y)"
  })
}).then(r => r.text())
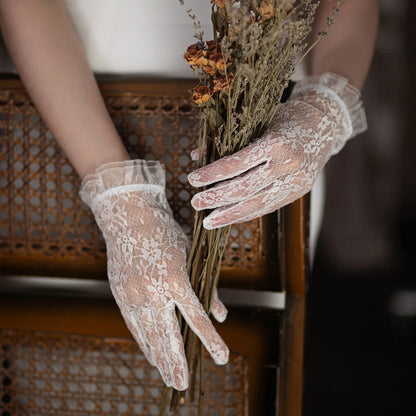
top-left (0, 0), bottom-right (129, 177)
top-left (309, 0), bottom-right (379, 90)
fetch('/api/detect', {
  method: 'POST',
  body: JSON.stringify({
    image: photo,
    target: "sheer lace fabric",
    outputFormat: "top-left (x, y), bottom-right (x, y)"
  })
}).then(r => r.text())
top-left (80, 160), bottom-right (229, 391)
top-left (291, 72), bottom-right (368, 153)
top-left (188, 72), bottom-right (367, 229)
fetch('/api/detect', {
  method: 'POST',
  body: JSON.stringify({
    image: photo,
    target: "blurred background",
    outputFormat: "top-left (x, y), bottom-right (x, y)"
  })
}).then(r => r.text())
top-left (304, 0), bottom-right (416, 414)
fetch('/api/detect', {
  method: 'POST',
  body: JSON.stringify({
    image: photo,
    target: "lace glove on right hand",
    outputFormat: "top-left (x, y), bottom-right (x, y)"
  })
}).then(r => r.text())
top-left (80, 160), bottom-right (229, 391)
top-left (188, 73), bottom-right (367, 229)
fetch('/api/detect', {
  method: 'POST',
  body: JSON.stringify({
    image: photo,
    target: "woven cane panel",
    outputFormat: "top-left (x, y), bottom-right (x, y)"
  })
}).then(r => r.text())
top-left (0, 88), bottom-right (262, 273)
top-left (0, 329), bottom-right (248, 416)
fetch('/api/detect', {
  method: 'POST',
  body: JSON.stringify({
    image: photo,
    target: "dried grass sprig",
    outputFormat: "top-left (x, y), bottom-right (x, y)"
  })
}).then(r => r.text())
top-left (160, 1), bottom-right (344, 413)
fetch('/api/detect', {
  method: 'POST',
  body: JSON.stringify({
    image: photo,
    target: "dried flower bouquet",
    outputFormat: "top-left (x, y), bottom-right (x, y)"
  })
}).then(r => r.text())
top-left (161, 0), bottom-right (343, 413)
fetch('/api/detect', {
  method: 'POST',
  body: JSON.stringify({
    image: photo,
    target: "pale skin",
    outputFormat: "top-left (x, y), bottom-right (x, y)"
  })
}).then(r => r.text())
top-left (309, 0), bottom-right (379, 90)
top-left (0, 0), bottom-right (378, 178)
top-left (0, 0), bottom-right (129, 178)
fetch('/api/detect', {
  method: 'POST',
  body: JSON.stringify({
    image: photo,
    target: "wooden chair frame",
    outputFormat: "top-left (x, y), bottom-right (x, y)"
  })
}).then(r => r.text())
top-left (0, 76), bottom-right (310, 416)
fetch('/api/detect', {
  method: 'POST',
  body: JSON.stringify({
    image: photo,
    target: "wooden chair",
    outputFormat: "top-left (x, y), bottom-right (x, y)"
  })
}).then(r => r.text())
top-left (0, 76), bottom-right (310, 416)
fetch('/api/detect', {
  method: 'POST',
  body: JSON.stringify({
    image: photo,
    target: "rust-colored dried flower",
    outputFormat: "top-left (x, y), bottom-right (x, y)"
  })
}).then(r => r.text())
top-left (207, 52), bottom-right (231, 73)
top-left (202, 65), bottom-right (217, 77)
top-left (213, 74), bottom-right (234, 92)
top-left (184, 43), bottom-right (208, 67)
top-left (206, 40), bottom-right (219, 55)
top-left (211, 0), bottom-right (225, 8)
top-left (192, 85), bottom-right (213, 104)
top-left (258, 0), bottom-right (275, 19)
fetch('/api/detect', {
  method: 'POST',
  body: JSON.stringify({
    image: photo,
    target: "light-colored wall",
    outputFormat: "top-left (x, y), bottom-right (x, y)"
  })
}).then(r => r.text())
top-left (0, 0), bottom-right (212, 77)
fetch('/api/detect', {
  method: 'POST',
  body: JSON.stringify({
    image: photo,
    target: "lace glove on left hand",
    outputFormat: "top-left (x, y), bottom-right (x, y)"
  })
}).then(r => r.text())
top-left (80, 160), bottom-right (229, 391)
top-left (188, 73), bottom-right (367, 229)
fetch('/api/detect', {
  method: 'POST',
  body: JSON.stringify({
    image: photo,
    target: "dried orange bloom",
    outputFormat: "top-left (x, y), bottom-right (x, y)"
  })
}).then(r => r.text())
top-left (213, 74), bottom-right (234, 92)
top-left (202, 65), bottom-right (217, 77)
top-left (211, 0), bottom-right (225, 8)
top-left (206, 40), bottom-right (219, 55)
top-left (258, 0), bottom-right (275, 19)
top-left (184, 44), bottom-right (208, 68)
top-left (192, 85), bottom-right (213, 104)
top-left (207, 52), bottom-right (231, 73)
top-left (185, 40), bottom-right (230, 77)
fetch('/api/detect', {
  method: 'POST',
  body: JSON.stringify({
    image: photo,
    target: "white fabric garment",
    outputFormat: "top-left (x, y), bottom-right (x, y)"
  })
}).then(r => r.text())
top-left (64, 0), bottom-right (212, 77)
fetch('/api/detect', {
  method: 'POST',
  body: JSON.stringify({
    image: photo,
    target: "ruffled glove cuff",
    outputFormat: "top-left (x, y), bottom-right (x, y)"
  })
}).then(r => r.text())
top-left (79, 159), bottom-right (166, 210)
top-left (291, 72), bottom-right (367, 155)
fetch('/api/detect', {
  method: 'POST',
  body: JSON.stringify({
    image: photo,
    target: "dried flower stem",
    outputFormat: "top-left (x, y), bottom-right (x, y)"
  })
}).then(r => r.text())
top-left (294, 0), bottom-right (345, 72)
top-left (162, 1), bottom-right (344, 413)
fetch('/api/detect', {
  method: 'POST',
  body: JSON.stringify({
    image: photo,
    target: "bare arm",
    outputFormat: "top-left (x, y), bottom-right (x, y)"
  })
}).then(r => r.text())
top-left (0, 0), bottom-right (129, 177)
top-left (309, 0), bottom-right (379, 90)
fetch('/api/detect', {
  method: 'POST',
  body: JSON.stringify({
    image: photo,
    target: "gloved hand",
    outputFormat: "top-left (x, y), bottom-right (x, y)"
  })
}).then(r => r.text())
top-left (80, 159), bottom-right (229, 391)
top-left (188, 72), bottom-right (367, 229)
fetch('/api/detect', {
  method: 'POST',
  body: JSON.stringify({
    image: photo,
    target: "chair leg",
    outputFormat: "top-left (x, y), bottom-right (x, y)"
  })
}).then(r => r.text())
top-left (278, 196), bottom-right (310, 416)
top-left (278, 294), bottom-right (306, 416)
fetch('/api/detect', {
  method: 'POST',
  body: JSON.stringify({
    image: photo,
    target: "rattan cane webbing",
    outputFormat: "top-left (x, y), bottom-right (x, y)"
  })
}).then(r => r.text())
top-left (0, 329), bottom-right (248, 416)
top-left (0, 87), bottom-right (262, 273)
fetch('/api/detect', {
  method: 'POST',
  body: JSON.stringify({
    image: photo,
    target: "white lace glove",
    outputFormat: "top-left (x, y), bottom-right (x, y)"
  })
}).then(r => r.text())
top-left (79, 160), bottom-right (229, 390)
top-left (188, 73), bottom-right (367, 229)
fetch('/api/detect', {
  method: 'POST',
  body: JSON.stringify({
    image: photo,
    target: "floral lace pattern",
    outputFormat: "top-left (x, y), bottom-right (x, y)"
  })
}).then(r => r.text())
top-left (188, 72), bottom-right (367, 229)
top-left (80, 160), bottom-right (229, 391)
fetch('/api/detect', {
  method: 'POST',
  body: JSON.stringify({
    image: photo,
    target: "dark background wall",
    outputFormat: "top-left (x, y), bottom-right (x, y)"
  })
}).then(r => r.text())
top-left (305, 1), bottom-right (416, 414)
top-left (320, 0), bottom-right (406, 275)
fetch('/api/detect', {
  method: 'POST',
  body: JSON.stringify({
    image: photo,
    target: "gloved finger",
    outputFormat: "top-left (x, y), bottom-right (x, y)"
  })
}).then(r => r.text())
top-left (201, 181), bottom-right (306, 229)
top-left (152, 307), bottom-right (189, 391)
top-left (118, 307), bottom-right (155, 366)
top-left (190, 162), bottom-right (272, 210)
top-left (190, 145), bottom-right (207, 162)
top-left (140, 307), bottom-right (174, 385)
top-left (210, 288), bottom-right (228, 323)
top-left (188, 142), bottom-right (267, 188)
top-left (175, 284), bottom-right (229, 365)
top-left (140, 306), bottom-right (187, 390)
